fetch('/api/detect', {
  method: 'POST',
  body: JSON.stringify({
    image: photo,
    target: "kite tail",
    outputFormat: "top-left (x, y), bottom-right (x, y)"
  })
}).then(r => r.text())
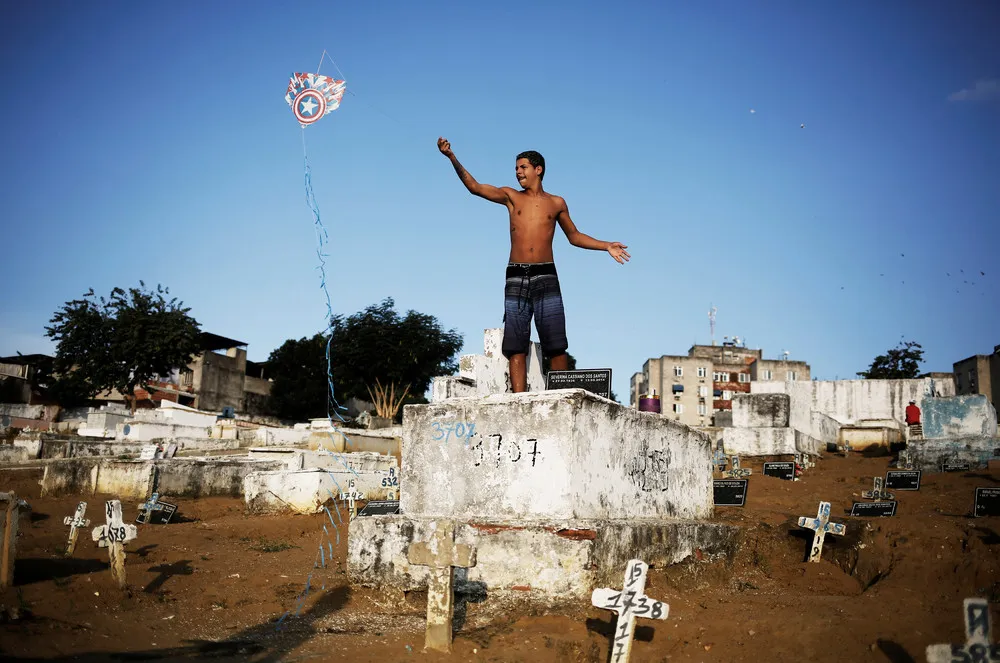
top-left (301, 129), bottom-right (347, 425)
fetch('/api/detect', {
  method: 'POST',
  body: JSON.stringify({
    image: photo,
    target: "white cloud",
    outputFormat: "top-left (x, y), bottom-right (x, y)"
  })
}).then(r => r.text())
top-left (948, 78), bottom-right (1000, 102)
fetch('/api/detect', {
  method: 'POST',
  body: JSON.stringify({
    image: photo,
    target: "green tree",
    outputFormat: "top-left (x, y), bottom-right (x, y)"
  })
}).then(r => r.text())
top-left (44, 283), bottom-right (202, 408)
top-left (857, 341), bottom-right (924, 379)
top-left (265, 333), bottom-right (330, 423)
top-left (267, 298), bottom-right (464, 421)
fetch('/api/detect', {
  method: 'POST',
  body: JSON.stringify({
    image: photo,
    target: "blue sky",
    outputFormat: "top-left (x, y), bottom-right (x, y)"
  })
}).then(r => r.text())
top-left (1, 1), bottom-right (998, 401)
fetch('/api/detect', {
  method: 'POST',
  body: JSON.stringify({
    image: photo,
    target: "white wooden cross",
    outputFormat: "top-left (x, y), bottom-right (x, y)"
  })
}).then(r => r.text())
top-left (724, 456), bottom-right (752, 479)
top-left (91, 500), bottom-right (138, 588)
top-left (797, 501), bottom-right (846, 563)
top-left (63, 502), bottom-right (90, 556)
top-left (861, 477), bottom-right (894, 501)
top-left (897, 450), bottom-right (914, 470)
top-left (592, 559), bottom-right (670, 663)
top-left (406, 520), bottom-right (477, 653)
top-left (338, 479), bottom-right (364, 521)
top-left (926, 598), bottom-right (994, 663)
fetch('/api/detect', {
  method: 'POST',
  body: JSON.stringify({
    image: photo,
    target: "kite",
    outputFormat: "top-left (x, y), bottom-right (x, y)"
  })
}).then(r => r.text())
top-left (285, 73), bottom-right (347, 127)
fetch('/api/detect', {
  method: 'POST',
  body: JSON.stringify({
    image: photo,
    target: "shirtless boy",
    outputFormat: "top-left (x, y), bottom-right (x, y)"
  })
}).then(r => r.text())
top-left (437, 137), bottom-right (630, 392)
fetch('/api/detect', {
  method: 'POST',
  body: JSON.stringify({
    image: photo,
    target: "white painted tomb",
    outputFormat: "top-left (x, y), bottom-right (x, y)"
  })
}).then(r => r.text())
top-left (431, 329), bottom-right (545, 402)
top-left (348, 389), bottom-right (738, 602)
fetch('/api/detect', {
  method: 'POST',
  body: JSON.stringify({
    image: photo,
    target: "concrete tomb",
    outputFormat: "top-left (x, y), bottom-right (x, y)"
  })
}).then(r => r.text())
top-left (903, 395), bottom-right (998, 471)
top-left (430, 328), bottom-right (545, 402)
top-left (797, 501), bottom-right (846, 563)
top-left (591, 558), bottom-right (669, 663)
top-left (349, 389), bottom-right (738, 602)
top-left (63, 501), bottom-right (90, 556)
top-left (406, 519), bottom-right (477, 653)
top-left (91, 499), bottom-right (138, 588)
top-left (926, 598), bottom-right (994, 663)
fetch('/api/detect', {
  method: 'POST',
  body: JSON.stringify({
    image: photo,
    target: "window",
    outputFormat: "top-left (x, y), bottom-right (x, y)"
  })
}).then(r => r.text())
top-left (672, 384), bottom-right (684, 393)
top-left (697, 367), bottom-right (707, 378)
top-left (762, 369), bottom-right (773, 380)
top-left (788, 371), bottom-right (798, 381)
top-left (181, 371), bottom-right (194, 387)
top-left (674, 365), bottom-right (683, 377)
top-left (722, 390), bottom-right (733, 400)
top-left (698, 403), bottom-right (707, 416)
top-left (698, 385), bottom-right (709, 398)
top-left (738, 373), bottom-right (750, 383)
top-left (673, 403), bottom-right (684, 414)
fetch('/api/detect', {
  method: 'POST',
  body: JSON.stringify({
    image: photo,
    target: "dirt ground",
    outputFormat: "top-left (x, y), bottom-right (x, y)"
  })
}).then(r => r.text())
top-left (1, 453), bottom-right (998, 662)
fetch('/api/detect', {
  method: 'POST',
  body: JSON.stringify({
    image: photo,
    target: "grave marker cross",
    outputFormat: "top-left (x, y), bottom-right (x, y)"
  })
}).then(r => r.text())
top-left (797, 501), bottom-right (846, 563)
top-left (712, 447), bottom-right (727, 473)
top-left (861, 477), bottom-right (894, 501)
top-left (63, 501), bottom-right (90, 556)
top-left (724, 456), bottom-right (752, 479)
top-left (926, 598), bottom-right (995, 663)
top-left (338, 480), bottom-right (364, 521)
top-left (91, 500), bottom-right (138, 588)
top-left (406, 520), bottom-right (477, 653)
top-left (592, 559), bottom-right (670, 663)
top-left (137, 493), bottom-right (165, 525)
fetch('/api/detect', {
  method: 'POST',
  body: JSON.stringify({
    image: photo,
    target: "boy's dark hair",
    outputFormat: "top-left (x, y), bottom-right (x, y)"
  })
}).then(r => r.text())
top-left (516, 150), bottom-right (545, 180)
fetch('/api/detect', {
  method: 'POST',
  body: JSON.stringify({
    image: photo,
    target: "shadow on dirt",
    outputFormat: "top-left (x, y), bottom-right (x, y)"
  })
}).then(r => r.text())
top-left (14, 558), bottom-right (108, 586)
top-left (1, 585), bottom-right (352, 662)
top-left (876, 638), bottom-right (917, 663)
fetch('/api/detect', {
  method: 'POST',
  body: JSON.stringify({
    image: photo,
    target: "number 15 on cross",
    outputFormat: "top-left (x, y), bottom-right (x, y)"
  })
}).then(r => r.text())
top-left (591, 559), bottom-right (669, 663)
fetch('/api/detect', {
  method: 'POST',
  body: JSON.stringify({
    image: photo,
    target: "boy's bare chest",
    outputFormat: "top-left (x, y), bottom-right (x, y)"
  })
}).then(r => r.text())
top-left (510, 199), bottom-right (558, 226)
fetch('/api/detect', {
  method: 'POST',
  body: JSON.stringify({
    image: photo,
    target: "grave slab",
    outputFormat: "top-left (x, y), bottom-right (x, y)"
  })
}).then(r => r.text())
top-left (348, 516), bottom-right (738, 599)
top-left (721, 427), bottom-right (797, 457)
top-left (402, 389), bottom-right (713, 521)
top-left (905, 436), bottom-right (999, 471)
top-left (244, 460), bottom-right (400, 514)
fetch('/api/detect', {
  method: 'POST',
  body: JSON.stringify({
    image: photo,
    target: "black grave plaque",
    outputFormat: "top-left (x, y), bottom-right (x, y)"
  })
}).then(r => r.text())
top-left (763, 462), bottom-right (796, 481)
top-left (546, 369), bottom-right (612, 399)
top-left (357, 500), bottom-right (400, 517)
top-left (713, 480), bottom-right (747, 507)
top-left (973, 488), bottom-right (1000, 518)
top-left (850, 501), bottom-right (897, 517)
top-left (136, 501), bottom-right (177, 525)
top-left (885, 470), bottom-right (921, 491)
top-left (941, 462), bottom-right (971, 472)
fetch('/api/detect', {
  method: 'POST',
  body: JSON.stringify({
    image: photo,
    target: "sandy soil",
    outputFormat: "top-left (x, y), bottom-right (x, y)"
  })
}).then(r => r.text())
top-left (1, 453), bottom-right (998, 662)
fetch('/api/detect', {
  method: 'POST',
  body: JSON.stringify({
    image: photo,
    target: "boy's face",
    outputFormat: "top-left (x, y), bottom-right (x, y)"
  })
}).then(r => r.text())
top-left (515, 158), bottom-right (541, 187)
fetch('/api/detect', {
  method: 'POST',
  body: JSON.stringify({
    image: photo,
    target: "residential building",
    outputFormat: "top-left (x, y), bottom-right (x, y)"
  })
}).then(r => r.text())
top-left (99, 332), bottom-right (271, 413)
top-left (0, 354), bottom-right (53, 404)
top-left (631, 339), bottom-right (811, 426)
top-left (953, 345), bottom-right (999, 417)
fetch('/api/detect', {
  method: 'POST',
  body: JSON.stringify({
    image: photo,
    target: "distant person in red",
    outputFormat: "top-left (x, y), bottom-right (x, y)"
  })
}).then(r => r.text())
top-left (905, 400), bottom-right (921, 426)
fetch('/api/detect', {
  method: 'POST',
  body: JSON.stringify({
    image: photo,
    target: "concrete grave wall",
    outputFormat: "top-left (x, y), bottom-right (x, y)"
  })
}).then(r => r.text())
top-left (245, 464), bottom-right (399, 514)
top-left (721, 427), bottom-right (797, 456)
top-left (922, 395), bottom-right (997, 439)
top-left (40, 457), bottom-right (283, 498)
top-left (839, 427), bottom-right (901, 452)
top-left (752, 378), bottom-right (948, 443)
top-left (402, 389), bottom-right (713, 521)
top-left (906, 436), bottom-right (1000, 471)
top-left (348, 516), bottom-right (739, 599)
top-left (732, 393), bottom-right (790, 428)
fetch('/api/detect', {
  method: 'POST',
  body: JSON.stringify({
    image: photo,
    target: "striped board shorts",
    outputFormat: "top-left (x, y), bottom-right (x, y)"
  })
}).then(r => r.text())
top-left (502, 262), bottom-right (568, 358)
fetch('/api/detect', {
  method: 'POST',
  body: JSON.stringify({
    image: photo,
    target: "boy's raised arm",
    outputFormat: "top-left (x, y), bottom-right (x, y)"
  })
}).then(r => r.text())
top-left (438, 137), bottom-right (510, 205)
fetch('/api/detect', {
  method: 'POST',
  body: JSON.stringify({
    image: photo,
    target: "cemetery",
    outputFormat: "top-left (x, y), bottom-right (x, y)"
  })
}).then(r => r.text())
top-left (0, 331), bottom-right (998, 662)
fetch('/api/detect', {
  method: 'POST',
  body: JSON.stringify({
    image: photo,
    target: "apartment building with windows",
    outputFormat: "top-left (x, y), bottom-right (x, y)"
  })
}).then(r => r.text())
top-left (631, 339), bottom-right (811, 427)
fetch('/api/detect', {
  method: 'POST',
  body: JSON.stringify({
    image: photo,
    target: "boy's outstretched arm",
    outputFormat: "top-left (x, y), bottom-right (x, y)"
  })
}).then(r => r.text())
top-left (437, 137), bottom-right (510, 205)
top-left (556, 198), bottom-right (631, 264)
